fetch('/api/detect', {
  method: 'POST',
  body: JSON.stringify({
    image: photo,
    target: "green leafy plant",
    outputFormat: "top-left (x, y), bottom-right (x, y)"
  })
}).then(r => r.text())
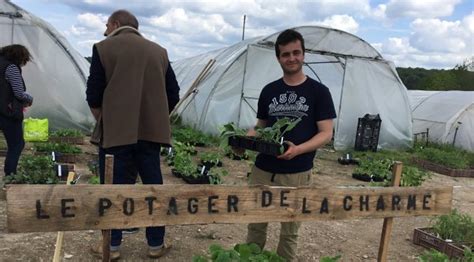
top-left (192, 243), bottom-right (285, 262)
top-left (320, 254), bottom-right (342, 262)
top-left (4, 155), bottom-right (58, 184)
top-left (34, 142), bottom-right (82, 154)
top-left (400, 165), bottom-right (431, 187)
top-left (255, 117), bottom-right (301, 144)
top-left (354, 158), bottom-right (393, 181)
top-left (200, 151), bottom-right (223, 166)
top-left (431, 209), bottom-right (474, 246)
top-left (418, 249), bottom-right (451, 262)
top-left (50, 128), bottom-right (83, 138)
top-left (88, 175), bottom-right (100, 184)
top-left (173, 141), bottom-right (197, 155)
top-left (411, 142), bottom-right (474, 169)
top-left (207, 167), bottom-right (228, 185)
top-left (173, 151), bottom-right (198, 178)
top-left (173, 125), bottom-right (217, 146)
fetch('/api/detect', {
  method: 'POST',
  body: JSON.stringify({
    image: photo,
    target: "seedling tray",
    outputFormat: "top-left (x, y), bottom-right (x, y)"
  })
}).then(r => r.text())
top-left (352, 173), bottom-right (384, 182)
top-left (413, 228), bottom-right (470, 259)
top-left (228, 135), bottom-right (284, 156)
top-left (182, 174), bottom-right (210, 184)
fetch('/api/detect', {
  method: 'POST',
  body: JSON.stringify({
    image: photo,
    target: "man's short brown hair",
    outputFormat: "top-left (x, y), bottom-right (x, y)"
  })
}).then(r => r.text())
top-left (109, 10), bottom-right (139, 29)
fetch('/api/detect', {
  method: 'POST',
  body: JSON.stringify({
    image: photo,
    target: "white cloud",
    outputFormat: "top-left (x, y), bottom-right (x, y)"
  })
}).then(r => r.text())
top-left (149, 8), bottom-right (238, 43)
top-left (384, 0), bottom-right (462, 19)
top-left (374, 13), bottom-right (473, 69)
top-left (410, 18), bottom-right (469, 53)
top-left (314, 14), bottom-right (359, 34)
top-left (77, 13), bottom-right (107, 30)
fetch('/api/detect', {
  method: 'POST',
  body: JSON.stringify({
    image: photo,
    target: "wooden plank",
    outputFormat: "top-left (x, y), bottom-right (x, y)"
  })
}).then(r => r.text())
top-left (52, 172), bottom-right (75, 262)
top-left (102, 155), bottom-right (113, 262)
top-left (377, 162), bottom-right (403, 262)
top-left (6, 184), bottom-right (452, 233)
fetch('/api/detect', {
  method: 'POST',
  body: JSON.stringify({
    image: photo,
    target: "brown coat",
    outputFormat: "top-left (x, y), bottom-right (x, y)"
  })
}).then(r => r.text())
top-left (95, 27), bottom-right (171, 148)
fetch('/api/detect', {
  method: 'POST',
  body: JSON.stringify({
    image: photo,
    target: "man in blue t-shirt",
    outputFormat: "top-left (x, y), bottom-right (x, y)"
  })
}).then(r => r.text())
top-left (244, 29), bottom-right (337, 261)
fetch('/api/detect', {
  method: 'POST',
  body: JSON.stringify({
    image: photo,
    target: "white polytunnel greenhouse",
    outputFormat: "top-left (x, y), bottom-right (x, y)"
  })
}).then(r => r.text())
top-left (408, 90), bottom-right (474, 151)
top-left (172, 25), bottom-right (413, 150)
top-left (0, 0), bottom-right (95, 132)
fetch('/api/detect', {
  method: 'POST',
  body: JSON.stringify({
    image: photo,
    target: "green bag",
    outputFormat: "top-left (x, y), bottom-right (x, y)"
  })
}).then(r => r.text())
top-left (23, 118), bottom-right (49, 142)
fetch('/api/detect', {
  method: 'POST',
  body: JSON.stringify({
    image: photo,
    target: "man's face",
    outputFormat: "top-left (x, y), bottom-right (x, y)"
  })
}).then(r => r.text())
top-left (104, 18), bottom-right (119, 37)
top-left (277, 40), bottom-right (305, 75)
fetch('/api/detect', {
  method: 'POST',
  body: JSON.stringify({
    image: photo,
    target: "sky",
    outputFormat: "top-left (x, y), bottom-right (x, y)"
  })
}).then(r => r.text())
top-left (10, 0), bottom-right (474, 69)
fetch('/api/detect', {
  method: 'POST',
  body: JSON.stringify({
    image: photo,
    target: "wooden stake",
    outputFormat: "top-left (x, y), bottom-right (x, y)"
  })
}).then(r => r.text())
top-left (377, 162), bottom-right (403, 262)
top-left (102, 155), bottom-right (114, 262)
top-left (52, 172), bottom-right (75, 262)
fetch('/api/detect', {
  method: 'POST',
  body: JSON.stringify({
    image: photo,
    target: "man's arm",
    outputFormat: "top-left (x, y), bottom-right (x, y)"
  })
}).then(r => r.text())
top-left (86, 45), bottom-right (106, 121)
top-left (165, 63), bottom-right (180, 113)
top-left (277, 119), bottom-right (333, 160)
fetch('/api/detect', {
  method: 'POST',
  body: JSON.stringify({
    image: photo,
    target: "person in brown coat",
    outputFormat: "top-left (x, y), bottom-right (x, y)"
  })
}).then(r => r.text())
top-left (86, 9), bottom-right (180, 260)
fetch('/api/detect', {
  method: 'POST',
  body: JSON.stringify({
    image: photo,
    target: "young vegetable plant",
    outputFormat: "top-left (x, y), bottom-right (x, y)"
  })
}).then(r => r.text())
top-left (254, 117), bottom-right (301, 144)
top-left (50, 128), bottom-right (83, 138)
top-left (34, 142), bottom-right (82, 154)
top-left (200, 151), bottom-right (223, 168)
top-left (173, 151), bottom-right (198, 178)
top-left (4, 155), bottom-right (58, 184)
top-left (207, 167), bottom-right (228, 185)
top-left (192, 243), bottom-right (285, 262)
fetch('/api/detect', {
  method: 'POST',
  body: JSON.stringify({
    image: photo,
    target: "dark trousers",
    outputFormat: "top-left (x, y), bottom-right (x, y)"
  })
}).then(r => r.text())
top-left (0, 115), bottom-right (25, 176)
top-left (99, 140), bottom-right (165, 247)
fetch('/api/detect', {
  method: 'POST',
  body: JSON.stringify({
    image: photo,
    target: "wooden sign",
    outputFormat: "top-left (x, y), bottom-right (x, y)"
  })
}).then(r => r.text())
top-left (6, 184), bottom-right (452, 233)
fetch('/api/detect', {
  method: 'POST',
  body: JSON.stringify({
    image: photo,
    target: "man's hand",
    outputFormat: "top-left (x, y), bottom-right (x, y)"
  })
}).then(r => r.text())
top-left (277, 141), bottom-right (300, 160)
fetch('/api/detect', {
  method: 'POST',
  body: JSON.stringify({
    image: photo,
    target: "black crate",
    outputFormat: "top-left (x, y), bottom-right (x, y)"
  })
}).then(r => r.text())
top-left (354, 114), bottom-right (381, 152)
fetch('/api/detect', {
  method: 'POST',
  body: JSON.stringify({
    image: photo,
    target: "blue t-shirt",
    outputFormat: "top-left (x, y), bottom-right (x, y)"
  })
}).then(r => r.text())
top-left (255, 77), bottom-right (337, 173)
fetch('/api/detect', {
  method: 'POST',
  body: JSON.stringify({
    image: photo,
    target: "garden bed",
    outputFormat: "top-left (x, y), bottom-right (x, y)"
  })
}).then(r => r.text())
top-left (413, 228), bottom-right (470, 259)
top-left (49, 136), bottom-right (84, 145)
top-left (412, 158), bottom-right (474, 178)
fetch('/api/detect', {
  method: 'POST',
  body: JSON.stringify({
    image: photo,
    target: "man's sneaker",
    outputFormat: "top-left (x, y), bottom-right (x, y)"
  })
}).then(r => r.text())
top-left (91, 243), bottom-right (121, 260)
top-left (147, 244), bottom-right (172, 259)
top-left (122, 227), bottom-right (139, 234)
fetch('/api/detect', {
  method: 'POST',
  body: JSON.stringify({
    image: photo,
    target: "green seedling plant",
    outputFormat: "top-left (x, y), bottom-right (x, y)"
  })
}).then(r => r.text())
top-left (173, 151), bottom-right (198, 178)
top-left (418, 248), bottom-right (473, 262)
top-left (34, 142), bottom-right (82, 154)
top-left (431, 209), bottom-right (474, 246)
top-left (354, 158), bottom-right (393, 181)
top-left (200, 151), bottom-right (223, 166)
top-left (411, 142), bottom-right (474, 169)
top-left (254, 117), bottom-right (301, 144)
top-left (88, 175), bottom-right (100, 184)
top-left (4, 155), bottom-right (58, 184)
top-left (173, 125), bottom-right (215, 146)
top-left (192, 243), bottom-right (285, 262)
top-left (173, 141), bottom-right (197, 155)
top-left (50, 128), bottom-right (83, 138)
top-left (320, 254), bottom-right (342, 262)
top-left (207, 167), bottom-right (228, 185)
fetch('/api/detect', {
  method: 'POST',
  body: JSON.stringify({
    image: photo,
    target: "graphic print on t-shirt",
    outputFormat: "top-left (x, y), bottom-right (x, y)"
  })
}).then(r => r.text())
top-left (268, 91), bottom-right (309, 118)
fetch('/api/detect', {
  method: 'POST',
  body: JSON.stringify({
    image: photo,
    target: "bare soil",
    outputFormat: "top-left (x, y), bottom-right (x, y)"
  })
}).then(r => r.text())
top-left (0, 141), bottom-right (473, 261)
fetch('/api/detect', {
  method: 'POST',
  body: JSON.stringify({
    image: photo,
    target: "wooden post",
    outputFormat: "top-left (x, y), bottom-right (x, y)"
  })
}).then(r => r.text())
top-left (102, 155), bottom-right (114, 262)
top-left (377, 162), bottom-right (403, 262)
top-left (52, 172), bottom-right (75, 262)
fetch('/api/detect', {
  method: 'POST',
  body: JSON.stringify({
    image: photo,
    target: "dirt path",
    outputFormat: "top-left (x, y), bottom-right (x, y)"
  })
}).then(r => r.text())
top-left (0, 144), bottom-right (473, 261)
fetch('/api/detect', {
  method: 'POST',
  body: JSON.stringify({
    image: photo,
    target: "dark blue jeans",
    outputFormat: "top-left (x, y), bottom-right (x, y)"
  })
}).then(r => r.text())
top-left (99, 140), bottom-right (164, 247)
top-left (0, 115), bottom-right (25, 176)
